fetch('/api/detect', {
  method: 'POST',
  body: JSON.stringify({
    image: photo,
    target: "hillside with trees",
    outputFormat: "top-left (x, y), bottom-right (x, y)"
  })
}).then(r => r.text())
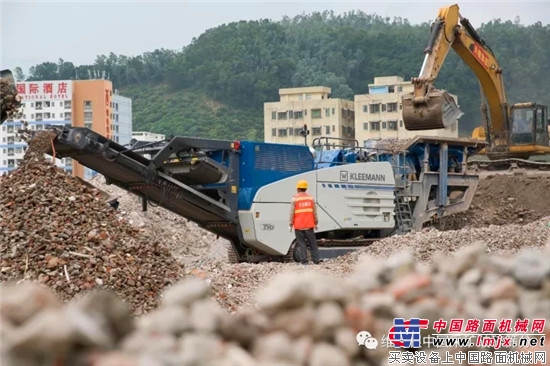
top-left (15, 11), bottom-right (550, 141)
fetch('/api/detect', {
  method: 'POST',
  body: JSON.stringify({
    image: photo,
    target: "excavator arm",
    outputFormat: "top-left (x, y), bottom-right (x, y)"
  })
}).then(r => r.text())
top-left (403, 4), bottom-right (509, 148)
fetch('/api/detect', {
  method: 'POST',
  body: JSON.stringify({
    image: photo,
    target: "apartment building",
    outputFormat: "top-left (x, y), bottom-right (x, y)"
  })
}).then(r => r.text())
top-left (354, 76), bottom-right (459, 144)
top-left (264, 86), bottom-right (355, 146)
top-left (0, 79), bottom-right (132, 179)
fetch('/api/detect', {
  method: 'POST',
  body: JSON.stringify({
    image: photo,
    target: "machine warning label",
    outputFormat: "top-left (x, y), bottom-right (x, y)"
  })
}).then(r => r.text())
top-left (340, 171), bottom-right (386, 182)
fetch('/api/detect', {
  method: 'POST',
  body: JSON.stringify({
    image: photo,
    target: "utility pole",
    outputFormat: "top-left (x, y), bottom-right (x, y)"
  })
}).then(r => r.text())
top-left (300, 124), bottom-right (310, 146)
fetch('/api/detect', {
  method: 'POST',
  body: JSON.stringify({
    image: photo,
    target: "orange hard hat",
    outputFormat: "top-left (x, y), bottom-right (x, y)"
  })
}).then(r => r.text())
top-left (296, 180), bottom-right (308, 189)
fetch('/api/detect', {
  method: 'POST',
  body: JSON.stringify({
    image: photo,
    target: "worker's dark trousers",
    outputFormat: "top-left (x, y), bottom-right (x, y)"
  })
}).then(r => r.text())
top-left (295, 229), bottom-right (320, 264)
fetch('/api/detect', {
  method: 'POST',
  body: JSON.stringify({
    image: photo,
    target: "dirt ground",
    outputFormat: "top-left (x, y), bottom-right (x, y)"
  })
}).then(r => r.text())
top-left (440, 173), bottom-right (550, 230)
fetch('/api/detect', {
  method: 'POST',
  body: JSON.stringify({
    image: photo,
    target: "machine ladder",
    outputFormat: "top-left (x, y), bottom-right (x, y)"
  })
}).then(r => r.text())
top-left (391, 150), bottom-right (415, 233)
top-left (394, 191), bottom-right (414, 233)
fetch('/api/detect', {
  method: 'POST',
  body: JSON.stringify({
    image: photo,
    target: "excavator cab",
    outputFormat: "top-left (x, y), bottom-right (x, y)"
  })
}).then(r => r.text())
top-left (1, 69), bottom-right (21, 124)
top-left (509, 103), bottom-right (549, 148)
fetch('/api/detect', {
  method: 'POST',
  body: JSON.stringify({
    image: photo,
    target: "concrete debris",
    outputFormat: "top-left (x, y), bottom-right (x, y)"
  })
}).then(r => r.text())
top-left (3, 245), bottom-right (550, 366)
top-left (1, 78), bottom-right (21, 121)
top-left (88, 174), bottom-right (229, 267)
top-left (0, 132), bottom-right (183, 314)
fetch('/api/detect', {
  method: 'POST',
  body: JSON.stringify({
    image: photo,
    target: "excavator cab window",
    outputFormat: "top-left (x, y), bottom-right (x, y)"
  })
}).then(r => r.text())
top-left (510, 107), bottom-right (535, 145)
top-left (510, 105), bottom-right (549, 146)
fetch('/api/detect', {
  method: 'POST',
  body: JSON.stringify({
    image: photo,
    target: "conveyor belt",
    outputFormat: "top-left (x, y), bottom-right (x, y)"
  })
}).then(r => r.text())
top-left (50, 127), bottom-right (240, 241)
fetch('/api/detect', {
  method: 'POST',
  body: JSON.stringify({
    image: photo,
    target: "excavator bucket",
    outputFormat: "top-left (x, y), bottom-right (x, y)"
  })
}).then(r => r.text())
top-left (402, 89), bottom-right (463, 131)
top-left (1, 69), bottom-right (21, 124)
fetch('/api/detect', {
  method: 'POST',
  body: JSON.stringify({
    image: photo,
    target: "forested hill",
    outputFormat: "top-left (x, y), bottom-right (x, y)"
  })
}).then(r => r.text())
top-left (17, 11), bottom-right (550, 141)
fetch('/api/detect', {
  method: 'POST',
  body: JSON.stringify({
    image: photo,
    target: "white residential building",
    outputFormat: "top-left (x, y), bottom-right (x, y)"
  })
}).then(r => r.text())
top-left (354, 76), bottom-right (459, 144)
top-left (1, 79), bottom-right (132, 180)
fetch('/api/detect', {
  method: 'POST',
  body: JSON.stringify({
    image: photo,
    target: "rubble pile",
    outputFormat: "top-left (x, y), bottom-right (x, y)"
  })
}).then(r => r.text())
top-left (0, 132), bottom-right (183, 313)
top-left (2, 244), bottom-right (550, 366)
top-left (0, 77), bottom-right (21, 120)
top-left (193, 260), bottom-right (354, 313)
top-left (88, 175), bottom-right (229, 266)
top-left (190, 217), bottom-right (550, 312)
top-left (441, 174), bottom-right (550, 230)
top-left (338, 216), bottom-right (550, 264)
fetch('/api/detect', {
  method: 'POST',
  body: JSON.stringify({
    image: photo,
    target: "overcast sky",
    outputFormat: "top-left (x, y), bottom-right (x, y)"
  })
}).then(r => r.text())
top-left (2, 1), bottom-right (549, 74)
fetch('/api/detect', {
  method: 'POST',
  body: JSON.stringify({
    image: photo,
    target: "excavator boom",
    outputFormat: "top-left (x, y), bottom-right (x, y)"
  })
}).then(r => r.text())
top-left (402, 3), bottom-right (550, 166)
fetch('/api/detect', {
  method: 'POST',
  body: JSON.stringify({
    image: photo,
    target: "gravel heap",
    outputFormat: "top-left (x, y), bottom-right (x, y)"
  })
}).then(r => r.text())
top-left (188, 217), bottom-right (550, 312)
top-left (0, 77), bottom-right (21, 121)
top-left (3, 243), bottom-right (550, 366)
top-left (87, 175), bottom-right (229, 267)
top-left (336, 216), bottom-right (550, 265)
top-left (0, 131), bottom-right (183, 314)
top-left (440, 174), bottom-right (550, 230)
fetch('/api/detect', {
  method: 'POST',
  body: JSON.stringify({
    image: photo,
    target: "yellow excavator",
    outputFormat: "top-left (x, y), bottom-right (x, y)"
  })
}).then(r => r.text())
top-left (402, 4), bottom-right (550, 169)
top-left (1, 69), bottom-right (21, 124)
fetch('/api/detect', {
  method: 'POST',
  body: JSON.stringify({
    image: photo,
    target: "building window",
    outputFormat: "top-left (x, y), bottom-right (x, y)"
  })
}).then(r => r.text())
top-left (388, 86), bottom-right (395, 93)
top-left (332, 125), bottom-right (335, 132)
top-left (64, 101), bottom-right (72, 109)
top-left (278, 129), bottom-right (287, 137)
top-left (312, 127), bottom-right (322, 136)
top-left (293, 111), bottom-right (303, 119)
top-left (400, 120), bottom-right (403, 127)
top-left (332, 108), bottom-right (335, 115)
top-left (382, 104), bottom-right (387, 112)
top-left (388, 121), bottom-right (398, 130)
top-left (272, 128), bottom-right (276, 137)
top-left (362, 105), bottom-right (368, 113)
top-left (289, 128), bottom-right (294, 136)
top-left (387, 103), bottom-right (398, 112)
top-left (84, 101), bottom-right (92, 111)
top-left (382, 121), bottom-right (387, 129)
top-left (325, 125), bottom-right (331, 135)
top-left (363, 122), bottom-right (369, 130)
top-left (306, 94), bottom-right (312, 100)
top-left (369, 104), bottom-right (380, 113)
top-left (84, 111), bottom-right (93, 121)
top-left (370, 122), bottom-right (380, 131)
top-left (397, 86), bottom-right (403, 92)
top-left (325, 108), bottom-right (330, 117)
top-left (294, 128), bottom-right (302, 135)
top-left (311, 109), bottom-right (322, 119)
top-left (277, 111), bottom-right (287, 120)
top-left (271, 111), bottom-right (276, 120)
